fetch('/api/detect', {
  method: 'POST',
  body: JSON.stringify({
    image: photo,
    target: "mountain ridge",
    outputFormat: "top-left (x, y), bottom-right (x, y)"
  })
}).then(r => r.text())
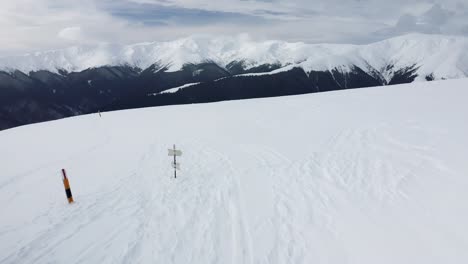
top-left (1, 33), bottom-right (467, 82)
top-left (1, 33), bottom-right (468, 131)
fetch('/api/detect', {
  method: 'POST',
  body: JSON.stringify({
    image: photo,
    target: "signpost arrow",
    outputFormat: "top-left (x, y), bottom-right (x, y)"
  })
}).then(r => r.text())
top-left (168, 149), bottom-right (182, 156)
top-left (172, 162), bottom-right (181, 170)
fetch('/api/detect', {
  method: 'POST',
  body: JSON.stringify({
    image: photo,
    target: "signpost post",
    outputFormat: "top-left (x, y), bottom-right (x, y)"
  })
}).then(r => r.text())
top-left (168, 145), bottom-right (182, 178)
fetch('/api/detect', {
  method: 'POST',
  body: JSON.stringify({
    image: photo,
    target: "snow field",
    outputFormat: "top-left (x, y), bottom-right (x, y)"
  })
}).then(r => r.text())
top-left (1, 79), bottom-right (468, 263)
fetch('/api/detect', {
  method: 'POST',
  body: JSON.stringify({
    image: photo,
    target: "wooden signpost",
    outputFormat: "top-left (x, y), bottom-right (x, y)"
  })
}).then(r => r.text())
top-left (168, 145), bottom-right (182, 178)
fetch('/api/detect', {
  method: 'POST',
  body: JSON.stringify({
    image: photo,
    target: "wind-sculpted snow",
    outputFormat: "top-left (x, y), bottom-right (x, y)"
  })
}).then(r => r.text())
top-left (1, 34), bottom-right (467, 81)
top-left (1, 79), bottom-right (468, 263)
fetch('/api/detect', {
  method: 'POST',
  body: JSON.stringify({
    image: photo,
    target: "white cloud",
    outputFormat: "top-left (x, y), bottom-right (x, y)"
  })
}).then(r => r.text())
top-left (0, 0), bottom-right (467, 56)
top-left (58, 27), bottom-right (84, 41)
top-left (375, 3), bottom-right (468, 37)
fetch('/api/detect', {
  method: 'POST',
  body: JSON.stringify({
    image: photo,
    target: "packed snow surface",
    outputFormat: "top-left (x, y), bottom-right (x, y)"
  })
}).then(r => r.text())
top-left (1, 79), bottom-right (468, 263)
top-left (1, 34), bottom-right (468, 81)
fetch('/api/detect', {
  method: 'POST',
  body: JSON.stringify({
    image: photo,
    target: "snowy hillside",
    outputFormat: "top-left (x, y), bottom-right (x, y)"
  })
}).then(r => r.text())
top-left (1, 79), bottom-right (468, 263)
top-left (1, 34), bottom-right (468, 81)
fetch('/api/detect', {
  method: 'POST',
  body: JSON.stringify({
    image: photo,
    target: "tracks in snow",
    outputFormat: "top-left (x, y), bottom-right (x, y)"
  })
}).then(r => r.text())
top-left (0, 121), bottom-right (452, 263)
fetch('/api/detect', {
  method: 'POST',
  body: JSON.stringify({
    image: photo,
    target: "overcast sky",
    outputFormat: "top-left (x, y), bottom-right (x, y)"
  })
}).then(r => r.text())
top-left (1, 0), bottom-right (467, 56)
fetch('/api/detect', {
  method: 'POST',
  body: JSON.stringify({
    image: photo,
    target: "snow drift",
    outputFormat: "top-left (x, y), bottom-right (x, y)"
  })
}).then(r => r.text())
top-left (1, 79), bottom-right (468, 263)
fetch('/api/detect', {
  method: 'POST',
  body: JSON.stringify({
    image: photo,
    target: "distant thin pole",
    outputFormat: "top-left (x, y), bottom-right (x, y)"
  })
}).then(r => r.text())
top-left (173, 144), bottom-right (177, 179)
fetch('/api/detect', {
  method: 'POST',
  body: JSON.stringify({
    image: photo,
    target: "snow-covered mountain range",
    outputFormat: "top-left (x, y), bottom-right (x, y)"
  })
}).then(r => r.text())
top-left (1, 33), bottom-right (468, 131)
top-left (1, 33), bottom-right (468, 82)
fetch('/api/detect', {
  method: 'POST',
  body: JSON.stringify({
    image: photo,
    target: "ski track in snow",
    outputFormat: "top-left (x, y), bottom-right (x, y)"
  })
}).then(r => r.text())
top-left (1, 79), bottom-right (468, 263)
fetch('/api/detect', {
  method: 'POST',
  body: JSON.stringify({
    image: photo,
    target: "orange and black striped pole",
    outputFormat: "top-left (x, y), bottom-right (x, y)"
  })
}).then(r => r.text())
top-left (61, 169), bottom-right (74, 203)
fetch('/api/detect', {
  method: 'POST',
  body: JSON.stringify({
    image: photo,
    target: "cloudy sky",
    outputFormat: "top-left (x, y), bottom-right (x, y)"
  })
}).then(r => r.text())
top-left (1, 0), bottom-right (467, 56)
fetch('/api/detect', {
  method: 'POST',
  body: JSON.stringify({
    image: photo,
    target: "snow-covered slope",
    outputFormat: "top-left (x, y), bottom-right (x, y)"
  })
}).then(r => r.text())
top-left (1, 79), bottom-right (468, 263)
top-left (159, 82), bottom-right (201, 94)
top-left (1, 34), bottom-right (468, 81)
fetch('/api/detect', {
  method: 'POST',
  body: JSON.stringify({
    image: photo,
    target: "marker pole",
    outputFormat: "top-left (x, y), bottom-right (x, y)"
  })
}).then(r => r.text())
top-left (61, 169), bottom-right (74, 204)
top-left (173, 144), bottom-right (177, 179)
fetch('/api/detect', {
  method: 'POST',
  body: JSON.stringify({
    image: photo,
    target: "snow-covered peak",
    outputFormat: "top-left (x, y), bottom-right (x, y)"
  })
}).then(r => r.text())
top-left (355, 34), bottom-right (468, 81)
top-left (1, 34), bottom-right (467, 81)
